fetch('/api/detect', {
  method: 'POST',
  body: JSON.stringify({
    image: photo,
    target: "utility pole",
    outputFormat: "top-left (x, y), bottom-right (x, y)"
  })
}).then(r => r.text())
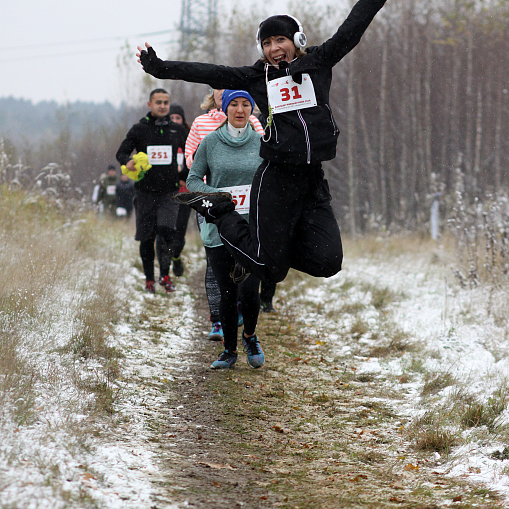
top-left (179, 0), bottom-right (218, 61)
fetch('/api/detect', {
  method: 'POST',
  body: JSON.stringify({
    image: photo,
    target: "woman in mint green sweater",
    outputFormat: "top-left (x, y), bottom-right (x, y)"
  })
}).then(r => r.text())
top-left (186, 90), bottom-right (264, 370)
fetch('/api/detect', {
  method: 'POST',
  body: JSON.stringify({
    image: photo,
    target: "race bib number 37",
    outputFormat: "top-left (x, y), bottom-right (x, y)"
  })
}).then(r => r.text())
top-left (218, 185), bottom-right (251, 214)
top-left (147, 145), bottom-right (173, 165)
top-left (267, 74), bottom-right (317, 114)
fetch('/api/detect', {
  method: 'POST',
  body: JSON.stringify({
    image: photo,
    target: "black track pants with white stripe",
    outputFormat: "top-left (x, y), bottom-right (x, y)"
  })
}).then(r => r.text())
top-left (216, 161), bottom-right (343, 284)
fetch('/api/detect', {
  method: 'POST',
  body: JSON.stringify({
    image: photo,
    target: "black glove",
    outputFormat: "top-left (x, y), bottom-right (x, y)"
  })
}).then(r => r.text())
top-left (140, 46), bottom-right (159, 74)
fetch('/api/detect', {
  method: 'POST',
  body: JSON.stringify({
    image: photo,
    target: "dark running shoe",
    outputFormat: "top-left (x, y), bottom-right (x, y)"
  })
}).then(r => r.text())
top-left (242, 332), bottom-right (265, 368)
top-left (159, 275), bottom-right (176, 293)
top-left (261, 300), bottom-right (277, 313)
top-left (172, 256), bottom-right (184, 277)
top-left (211, 350), bottom-right (238, 369)
top-left (174, 191), bottom-right (233, 219)
top-left (230, 262), bottom-right (250, 284)
top-left (145, 280), bottom-right (156, 294)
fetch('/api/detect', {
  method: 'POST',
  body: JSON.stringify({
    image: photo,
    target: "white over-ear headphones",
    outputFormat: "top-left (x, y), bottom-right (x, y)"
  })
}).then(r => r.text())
top-left (256, 15), bottom-right (307, 58)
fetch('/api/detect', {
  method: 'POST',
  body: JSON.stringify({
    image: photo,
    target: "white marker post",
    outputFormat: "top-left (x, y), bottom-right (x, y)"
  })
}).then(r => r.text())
top-left (431, 192), bottom-right (440, 240)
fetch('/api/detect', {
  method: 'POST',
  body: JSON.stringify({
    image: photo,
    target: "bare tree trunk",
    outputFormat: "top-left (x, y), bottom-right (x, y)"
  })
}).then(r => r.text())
top-left (409, 35), bottom-right (419, 226)
top-left (484, 62), bottom-right (493, 193)
top-left (415, 66), bottom-right (427, 202)
top-left (440, 48), bottom-right (452, 190)
top-left (386, 116), bottom-right (398, 228)
top-left (357, 87), bottom-right (377, 219)
top-left (450, 42), bottom-right (461, 175)
top-left (347, 57), bottom-right (356, 235)
top-left (473, 90), bottom-right (483, 196)
top-left (464, 29), bottom-right (474, 188)
top-left (494, 78), bottom-right (503, 191)
top-left (379, 34), bottom-right (389, 226)
top-left (398, 3), bottom-right (411, 225)
top-left (424, 32), bottom-right (433, 184)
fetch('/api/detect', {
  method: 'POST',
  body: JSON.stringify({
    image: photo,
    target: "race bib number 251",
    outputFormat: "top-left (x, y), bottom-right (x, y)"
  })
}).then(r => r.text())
top-left (147, 145), bottom-right (173, 165)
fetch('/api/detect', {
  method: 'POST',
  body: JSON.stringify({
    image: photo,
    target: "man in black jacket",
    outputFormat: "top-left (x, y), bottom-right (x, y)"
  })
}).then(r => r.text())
top-left (116, 88), bottom-right (188, 293)
top-left (137, 0), bottom-right (387, 284)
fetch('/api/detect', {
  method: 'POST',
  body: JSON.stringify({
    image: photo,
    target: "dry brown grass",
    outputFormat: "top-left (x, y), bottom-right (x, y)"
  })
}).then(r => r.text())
top-left (369, 329), bottom-right (413, 358)
top-left (0, 186), bottom-right (131, 427)
top-left (342, 232), bottom-right (456, 260)
top-left (421, 372), bottom-right (456, 397)
top-left (413, 426), bottom-right (458, 453)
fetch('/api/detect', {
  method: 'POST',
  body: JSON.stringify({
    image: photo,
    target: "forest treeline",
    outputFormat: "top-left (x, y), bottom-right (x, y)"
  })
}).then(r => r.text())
top-left (1, 0), bottom-right (508, 233)
top-left (321, 0), bottom-right (509, 233)
top-left (0, 97), bottom-right (146, 189)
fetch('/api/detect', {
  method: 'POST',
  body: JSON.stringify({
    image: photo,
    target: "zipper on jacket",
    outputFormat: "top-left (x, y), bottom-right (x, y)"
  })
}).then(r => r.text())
top-left (297, 110), bottom-right (311, 164)
top-left (272, 117), bottom-right (279, 143)
top-left (325, 104), bottom-right (339, 135)
top-left (285, 68), bottom-right (311, 164)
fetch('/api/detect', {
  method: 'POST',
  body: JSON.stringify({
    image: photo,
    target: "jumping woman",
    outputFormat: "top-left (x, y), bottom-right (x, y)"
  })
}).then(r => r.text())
top-left (137, 0), bottom-right (387, 283)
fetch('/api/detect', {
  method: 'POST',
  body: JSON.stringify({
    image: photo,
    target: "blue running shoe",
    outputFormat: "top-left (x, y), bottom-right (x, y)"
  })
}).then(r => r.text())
top-left (242, 332), bottom-right (265, 368)
top-left (211, 350), bottom-right (238, 369)
top-left (208, 322), bottom-right (224, 341)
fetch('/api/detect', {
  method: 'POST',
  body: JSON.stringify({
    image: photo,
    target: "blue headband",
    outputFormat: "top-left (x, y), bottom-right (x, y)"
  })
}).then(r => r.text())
top-left (221, 90), bottom-right (255, 114)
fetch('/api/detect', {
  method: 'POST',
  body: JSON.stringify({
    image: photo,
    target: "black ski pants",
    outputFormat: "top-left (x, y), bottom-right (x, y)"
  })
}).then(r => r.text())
top-left (134, 189), bottom-right (179, 281)
top-left (197, 213), bottom-right (221, 323)
top-left (171, 204), bottom-right (192, 258)
top-left (216, 161), bottom-right (343, 283)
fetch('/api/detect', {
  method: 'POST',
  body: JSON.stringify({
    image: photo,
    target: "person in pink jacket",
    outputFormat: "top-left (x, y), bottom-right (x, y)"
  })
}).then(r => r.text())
top-left (185, 89), bottom-right (264, 168)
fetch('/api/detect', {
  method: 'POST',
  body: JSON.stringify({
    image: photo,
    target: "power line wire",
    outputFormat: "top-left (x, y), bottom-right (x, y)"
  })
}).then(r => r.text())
top-left (0, 39), bottom-right (179, 63)
top-left (0, 29), bottom-right (178, 52)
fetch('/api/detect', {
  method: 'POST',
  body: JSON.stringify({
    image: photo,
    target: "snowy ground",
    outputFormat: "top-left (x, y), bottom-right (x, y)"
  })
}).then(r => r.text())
top-left (3, 234), bottom-right (509, 507)
top-left (0, 231), bottom-right (203, 509)
top-left (284, 242), bottom-right (509, 503)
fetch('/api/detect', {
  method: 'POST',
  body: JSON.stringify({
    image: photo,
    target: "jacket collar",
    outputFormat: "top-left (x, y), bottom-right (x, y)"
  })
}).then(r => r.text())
top-left (142, 112), bottom-right (171, 125)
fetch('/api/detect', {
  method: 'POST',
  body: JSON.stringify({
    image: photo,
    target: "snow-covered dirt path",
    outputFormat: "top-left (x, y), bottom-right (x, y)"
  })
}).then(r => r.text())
top-left (3, 235), bottom-right (509, 508)
top-left (286, 241), bottom-right (509, 504)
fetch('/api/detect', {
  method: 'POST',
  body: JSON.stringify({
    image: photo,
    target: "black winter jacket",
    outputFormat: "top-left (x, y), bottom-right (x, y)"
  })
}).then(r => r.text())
top-left (140, 0), bottom-right (386, 166)
top-left (116, 113), bottom-right (188, 193)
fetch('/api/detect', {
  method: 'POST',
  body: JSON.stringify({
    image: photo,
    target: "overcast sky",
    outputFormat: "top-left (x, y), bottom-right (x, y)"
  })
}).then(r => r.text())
top-left (1, 0), bottom-right (296, 107)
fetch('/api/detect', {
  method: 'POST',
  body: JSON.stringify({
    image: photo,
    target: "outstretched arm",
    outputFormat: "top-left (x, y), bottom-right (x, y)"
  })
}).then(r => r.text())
top-left (137, 43), bottom-right (257, 91)
top-left (303, 0), bottom-right (387, 67)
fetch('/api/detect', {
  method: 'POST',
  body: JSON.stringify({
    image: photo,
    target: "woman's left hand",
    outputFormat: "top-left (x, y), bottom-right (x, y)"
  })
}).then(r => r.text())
top-left (136, 42), bottom-right (152, 64)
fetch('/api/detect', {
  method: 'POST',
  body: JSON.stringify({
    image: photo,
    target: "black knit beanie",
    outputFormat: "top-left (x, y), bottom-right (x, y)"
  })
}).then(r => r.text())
top-left (258, 15), bottom-right (299, 44)
top-left (169, 103), bottom-right (186, 123)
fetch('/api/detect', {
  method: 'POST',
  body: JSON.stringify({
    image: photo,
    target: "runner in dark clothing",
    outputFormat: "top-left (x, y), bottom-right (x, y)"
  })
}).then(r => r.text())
top-left (137, 0), bottom-right (387, 284)
top-left (116, 89), bottom-right (188, 293)
top-left (155, 103), bottom-right (191, 278)
top-left (98, 165), bottom-right (118, 217)
top-left (115, 173), bottom-right (135, 218)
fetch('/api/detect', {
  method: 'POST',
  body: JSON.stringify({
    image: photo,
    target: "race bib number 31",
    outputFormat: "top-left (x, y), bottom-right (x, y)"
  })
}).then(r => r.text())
top-left (218, 185), bottom-right (251, 214)
top-left (147, 145), bottom-right (172, 165)
top-left (267, 74), bottom-right (317, 114)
